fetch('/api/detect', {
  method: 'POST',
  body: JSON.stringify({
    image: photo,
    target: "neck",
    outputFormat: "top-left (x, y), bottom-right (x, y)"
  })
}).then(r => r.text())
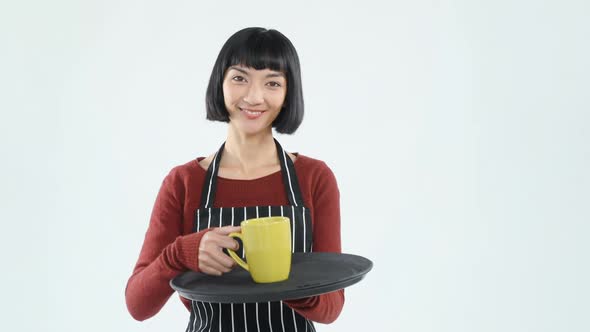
top-left (222, 125), bottom-right (278, 171)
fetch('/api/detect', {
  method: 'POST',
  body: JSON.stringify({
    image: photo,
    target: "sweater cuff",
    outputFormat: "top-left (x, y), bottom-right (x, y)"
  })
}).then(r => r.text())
top-left (175, 229), bottom-right (210, 272)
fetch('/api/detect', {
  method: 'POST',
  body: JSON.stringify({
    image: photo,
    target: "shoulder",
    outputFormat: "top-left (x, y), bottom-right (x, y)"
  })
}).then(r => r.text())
top-left (169, 158), bottom-right (203, 176)
top-left (160, 158), bottom-right (206, 189)
top-left (295, 154), bottom-right (335, 174)
top-left (294, 154), bottom-right (340, 205)
top-left (294, 154), bottom-right (339, 188)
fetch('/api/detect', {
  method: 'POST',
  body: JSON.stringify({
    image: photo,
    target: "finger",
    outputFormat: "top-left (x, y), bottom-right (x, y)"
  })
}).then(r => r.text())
top-left (200, 242), bottom-right (233, 267)
top-left (214, 250), bottom-right (239, 269)
top-left (199, 265), bottom-right (223, 276)
top-left (212, 226), bottom-right (241, 235)
top-left (204, 232), bottom-right (240, 250)
top-left (217, 236), bottom-right (240, 251)
top-left (202, 245), bottom-right (238, 269)
top-left (201, 253), bottom-right (233, 273)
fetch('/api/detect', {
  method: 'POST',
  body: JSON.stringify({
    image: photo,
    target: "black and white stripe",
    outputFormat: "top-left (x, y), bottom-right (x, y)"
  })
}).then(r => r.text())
top-left (281, 149), bottom-right (298, 207)
top-left (186, 140), bottom-right (316, 332)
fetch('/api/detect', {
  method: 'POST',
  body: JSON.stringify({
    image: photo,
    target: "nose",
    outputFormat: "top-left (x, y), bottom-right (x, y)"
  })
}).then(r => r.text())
top-left (242, 84), bottom-right (264, 105)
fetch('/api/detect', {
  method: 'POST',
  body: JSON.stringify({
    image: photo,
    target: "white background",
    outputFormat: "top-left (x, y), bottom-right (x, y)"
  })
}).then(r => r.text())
top-left (2, 0), bottom-right (589, 331)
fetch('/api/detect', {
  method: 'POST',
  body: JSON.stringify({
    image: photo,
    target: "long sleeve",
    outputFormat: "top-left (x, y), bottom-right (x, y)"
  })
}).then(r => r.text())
top-left (125, 155), bottom-right (347, 324)
top-left (284, 162), bottom-right (345, 324)
top-left (125, 170), bottom-right (209, 321)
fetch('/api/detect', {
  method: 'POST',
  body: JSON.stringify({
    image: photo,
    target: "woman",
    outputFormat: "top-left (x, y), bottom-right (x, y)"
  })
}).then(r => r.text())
top-left (125, 27), bottom-right (344, 332)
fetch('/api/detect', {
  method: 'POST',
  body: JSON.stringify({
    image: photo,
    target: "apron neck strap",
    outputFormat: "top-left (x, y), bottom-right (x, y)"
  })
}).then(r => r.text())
top-left (275, 138), bottom-right (304, 208)
top-left (199, 139), bottom-right (304, 208)
top-left (199, 142), bottom-right (225, 209)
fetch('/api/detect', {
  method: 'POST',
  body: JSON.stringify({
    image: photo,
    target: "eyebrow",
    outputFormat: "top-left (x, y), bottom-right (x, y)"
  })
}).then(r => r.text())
top-left (229, 66), bottom-right (286, 78)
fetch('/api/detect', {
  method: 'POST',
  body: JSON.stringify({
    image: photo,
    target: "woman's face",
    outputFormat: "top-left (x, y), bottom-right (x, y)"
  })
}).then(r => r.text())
top-left (222, 64), bottom-right (287, 136)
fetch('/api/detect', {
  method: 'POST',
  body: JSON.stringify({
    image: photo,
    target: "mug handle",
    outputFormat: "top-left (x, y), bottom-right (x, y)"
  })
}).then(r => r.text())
top-left (227, 232), bottom-right (249, 271)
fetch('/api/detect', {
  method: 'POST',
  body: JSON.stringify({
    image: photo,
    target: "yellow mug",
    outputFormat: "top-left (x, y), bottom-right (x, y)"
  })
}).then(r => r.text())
top-left (227, 216), bottom-right (292, 283)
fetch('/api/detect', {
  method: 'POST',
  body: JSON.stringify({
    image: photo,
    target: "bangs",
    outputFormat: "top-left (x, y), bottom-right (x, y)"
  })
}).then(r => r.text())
top-left (225, 33), bottom-right (289, 73)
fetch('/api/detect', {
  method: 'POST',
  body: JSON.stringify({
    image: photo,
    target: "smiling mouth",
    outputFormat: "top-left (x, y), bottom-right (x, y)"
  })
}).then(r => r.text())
top-left (240, 108), bottom-right (265, 114)
top-left (239, 108), bottom-right (266, 119)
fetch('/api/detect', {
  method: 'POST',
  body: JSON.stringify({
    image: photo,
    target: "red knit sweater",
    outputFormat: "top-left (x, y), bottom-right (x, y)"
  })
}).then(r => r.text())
top-left (125, 154), bottom-right (344, 324)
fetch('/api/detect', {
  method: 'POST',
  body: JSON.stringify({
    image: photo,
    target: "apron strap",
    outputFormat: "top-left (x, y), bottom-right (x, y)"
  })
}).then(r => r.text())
top-left (199, 143), bottom-right (225, 208)
top-left (199, 139), bottom-right (305, 208)
top-left (274, 138), bottom-right (304, 207)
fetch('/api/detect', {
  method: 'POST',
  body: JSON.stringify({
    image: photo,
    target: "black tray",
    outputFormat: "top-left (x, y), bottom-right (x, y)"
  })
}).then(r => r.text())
top-left (170, 252), bottom-right (373, 303)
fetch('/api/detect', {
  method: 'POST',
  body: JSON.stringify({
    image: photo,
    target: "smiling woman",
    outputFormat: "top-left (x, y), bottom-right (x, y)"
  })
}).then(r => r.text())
top-left (125, 27), bottom-right (343, 332)
top-left (205, 27), bottom-right (304, 135)
top-left (222, 65), bottom-right (288, 136)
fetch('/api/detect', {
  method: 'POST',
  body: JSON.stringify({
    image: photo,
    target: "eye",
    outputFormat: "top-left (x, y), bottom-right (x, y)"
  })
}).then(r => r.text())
top-left (232, 76), bottom-right (246, 82)
top-left (267, 81), bottom-right (282, 87)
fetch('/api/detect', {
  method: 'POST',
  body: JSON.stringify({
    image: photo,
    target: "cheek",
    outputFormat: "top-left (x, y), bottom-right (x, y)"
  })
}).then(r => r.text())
top-left (222, 86), bottom-right (239, 105)
top-left (268, 90), bottom-right (287, 106)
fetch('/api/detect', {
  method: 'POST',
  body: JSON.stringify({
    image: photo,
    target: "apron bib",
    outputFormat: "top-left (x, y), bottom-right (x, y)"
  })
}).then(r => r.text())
top-left (185, 139), bottom-right (316, 332)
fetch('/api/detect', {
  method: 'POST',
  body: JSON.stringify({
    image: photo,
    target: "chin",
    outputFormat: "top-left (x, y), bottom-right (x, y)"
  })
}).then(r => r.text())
top-left (235, 123), bottom-right (272, 137)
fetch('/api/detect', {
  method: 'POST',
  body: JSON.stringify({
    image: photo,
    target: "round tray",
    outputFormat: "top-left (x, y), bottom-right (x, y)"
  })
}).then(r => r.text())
top-left (170, 252), bottom-right (373, 303)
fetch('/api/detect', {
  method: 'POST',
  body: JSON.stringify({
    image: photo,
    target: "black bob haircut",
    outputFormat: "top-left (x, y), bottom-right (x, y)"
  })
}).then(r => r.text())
top-left (206, 27), bottom-right (304, 134)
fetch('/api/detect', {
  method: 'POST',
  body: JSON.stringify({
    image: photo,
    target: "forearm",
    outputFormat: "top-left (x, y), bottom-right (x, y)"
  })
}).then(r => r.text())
top-left (125, 254), bottom-right (181, 321)
top-left (125, 231), bottom-right (207, 321)
top-left (285, 289), bottom-right (345, 324)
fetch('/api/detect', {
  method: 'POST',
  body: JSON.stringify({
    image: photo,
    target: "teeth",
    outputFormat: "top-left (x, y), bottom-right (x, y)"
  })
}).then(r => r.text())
top-left (243, 109), bottom-right (262, 115)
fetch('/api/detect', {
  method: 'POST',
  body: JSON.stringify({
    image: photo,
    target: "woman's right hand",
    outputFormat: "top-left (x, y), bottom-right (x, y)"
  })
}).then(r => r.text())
top-left (198, 226), bottom-right (241, 276)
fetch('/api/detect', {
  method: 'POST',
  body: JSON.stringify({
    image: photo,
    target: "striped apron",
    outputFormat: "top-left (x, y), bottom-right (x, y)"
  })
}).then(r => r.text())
top-left (185, 139), bottom-right (316, 332)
